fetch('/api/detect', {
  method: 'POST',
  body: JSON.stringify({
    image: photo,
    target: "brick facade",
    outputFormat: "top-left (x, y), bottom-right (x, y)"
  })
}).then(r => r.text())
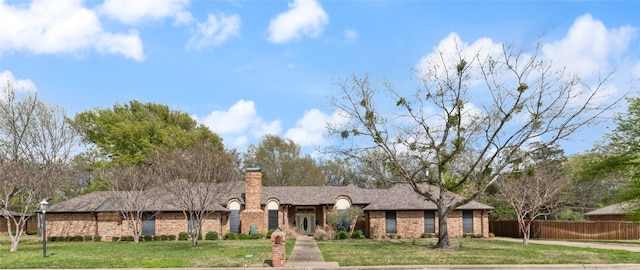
top-left (368, 210), bottom-right (489, 239)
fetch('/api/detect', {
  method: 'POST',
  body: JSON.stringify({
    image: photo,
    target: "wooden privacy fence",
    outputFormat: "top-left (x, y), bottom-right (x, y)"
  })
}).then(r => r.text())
top-left (490, 220), bottom-right (640, 240)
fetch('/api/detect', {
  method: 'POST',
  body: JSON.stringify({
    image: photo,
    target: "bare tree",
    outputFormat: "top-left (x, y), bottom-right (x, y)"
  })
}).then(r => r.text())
top-left (106, 164), bottom-right (159, 243)
top-left (327, 41), bottom-right (620, 248)
top-left (154, 141), bottom-right (242, 247)
top-left (495, 145), bottom-right (569, 244)
top-left (0, 80), bottom-right (81, 252)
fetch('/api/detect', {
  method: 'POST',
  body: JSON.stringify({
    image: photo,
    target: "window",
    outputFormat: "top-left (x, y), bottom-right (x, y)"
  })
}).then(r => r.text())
top-left (424, 211), bottom-right (435, 233)
top-left (385, 211), bottom-right (397, 234)
top-left (229, 201), bottom-right (241, 233)
top-left (267, 201), bottom-right (279, 230)
top-left (463, 210), bottom-right (474, 234)
top-left (187, 213), bottom-right (200, 235)
top-left (335, 198), bottom-right (351, 231)
top-left (141, 212), bottom-right (155, 236)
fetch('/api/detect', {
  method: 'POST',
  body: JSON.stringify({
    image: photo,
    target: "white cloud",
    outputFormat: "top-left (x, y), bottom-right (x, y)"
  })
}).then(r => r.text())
top-left (98, 0), bottom-right (193, 25)
top-left (285, 109), bottom-right (344, 147)
top-left (542, 13), bottom-right (637, 76)
top-left (186, 13), bottom-right (241, 50)
top-left (344, 29), bottom-right (358, 44)
top-left (198, 100), bottom-right (282, 148)
top-left (0, 70), bottom-right (37, 92)
top-left (268, 0), bottom-right (328, 43)
top-left (0, 0), bottom-right (144, 61)
top-left (416, 32), bottom-right (503, 81)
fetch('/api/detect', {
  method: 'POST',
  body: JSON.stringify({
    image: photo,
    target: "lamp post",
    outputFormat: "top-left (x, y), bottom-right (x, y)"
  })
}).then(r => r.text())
top-left (39, 199), bottom-right (49, 258)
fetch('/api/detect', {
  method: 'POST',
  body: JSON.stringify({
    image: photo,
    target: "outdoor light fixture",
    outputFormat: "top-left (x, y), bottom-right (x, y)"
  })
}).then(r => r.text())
top-left (39, 199), bottom-right (49, 258)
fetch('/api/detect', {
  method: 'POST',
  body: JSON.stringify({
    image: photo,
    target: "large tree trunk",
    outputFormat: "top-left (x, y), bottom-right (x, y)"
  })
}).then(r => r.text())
top-left (434, 208), bottom-right (451, 249)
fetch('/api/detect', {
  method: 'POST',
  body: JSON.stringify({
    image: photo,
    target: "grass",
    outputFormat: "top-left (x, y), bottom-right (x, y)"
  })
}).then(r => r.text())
top-left (3, 236), bottom-right (640, 268)
top-left (0, 236), bottom-right (295, 268)
top-left (316, 238), bottom-right (640, 266)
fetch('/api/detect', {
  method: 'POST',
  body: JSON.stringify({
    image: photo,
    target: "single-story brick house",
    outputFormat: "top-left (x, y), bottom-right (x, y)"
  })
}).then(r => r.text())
top-left (1, 210), bottom-right (37, 236)
top-left (584, 202), bottom-right (634, 221)
top-left (46, 169), bottom-right (492, 239)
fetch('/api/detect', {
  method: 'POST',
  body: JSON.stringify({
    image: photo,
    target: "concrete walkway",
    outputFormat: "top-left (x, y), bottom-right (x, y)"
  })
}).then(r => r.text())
top-left (495, 237), bottom-right (640, 252)
top-left (287, 235), bottom-right (340, 269)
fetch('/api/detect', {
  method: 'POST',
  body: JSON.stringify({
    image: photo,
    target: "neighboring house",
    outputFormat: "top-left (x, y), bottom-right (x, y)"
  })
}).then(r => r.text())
top-left (0, 210), bottom-right (36, 235)
top-left (46, 169), bottom-right (492, 239)
top-left (584, 202), bottom-right (634, 221)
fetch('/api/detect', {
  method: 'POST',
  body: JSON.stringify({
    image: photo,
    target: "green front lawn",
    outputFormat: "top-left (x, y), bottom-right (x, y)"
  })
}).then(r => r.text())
top-left (317, 238), bottom-right (640, 266)
top-left (3, 236), bottom-right (640, 268)
top-left (0, 236), bottom-right (295, 268)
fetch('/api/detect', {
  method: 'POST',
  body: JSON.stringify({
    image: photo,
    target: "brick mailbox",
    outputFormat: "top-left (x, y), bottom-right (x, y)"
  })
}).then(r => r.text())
top-left (270, 228), bottom-right (286, 267)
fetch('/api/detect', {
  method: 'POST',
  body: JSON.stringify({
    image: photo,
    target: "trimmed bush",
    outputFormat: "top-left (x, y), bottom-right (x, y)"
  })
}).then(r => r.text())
top-left (112, 237), bottom-right (120, 242)
top-left (249, 233), bottom-right (264, 240)
top-left (223, 232), bottom-right (237, 240)
top-left (94, 235), bottom-right (102, 242)
top-left (143, 235), bottom-right (152, 241)
top-left (178, 232), bottom-right (188, 241)
top-left (205, 231), bottom-right (218, 240)
top-left (84, 235), bottom-right (93, 242)
top-left (167, 235), bottom-right (176, 241)
top-left (237, 233), bottom-right (250, 240)
top-left (121, 236), bottom-right (134, 241)
top-left (26, 230), bottom-right (38, 235)
top-left (335, 230), bottom-right (348, 240)
top-left (351, 230), bottom-right (364, 239)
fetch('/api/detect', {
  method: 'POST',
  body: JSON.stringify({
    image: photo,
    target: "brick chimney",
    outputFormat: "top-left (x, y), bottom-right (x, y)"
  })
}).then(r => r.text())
top-left (241, 168), bottom-right (265, 234)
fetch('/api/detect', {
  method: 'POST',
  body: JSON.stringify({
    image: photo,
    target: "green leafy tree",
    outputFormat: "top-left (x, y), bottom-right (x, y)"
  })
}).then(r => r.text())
top-left (327, 42), bottom-right (619, 249)
top-left (70, 100), bottom-right (222, 167)
top-left (322, 157), bottom-right (369, 187)
top-left (243, 135), bottom-right (324, 186)
top-left (590, 97), bottom-right (640, 220)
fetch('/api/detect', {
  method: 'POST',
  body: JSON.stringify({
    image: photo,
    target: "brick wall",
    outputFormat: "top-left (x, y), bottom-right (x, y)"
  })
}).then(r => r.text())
top-left (47, 213), bottom-right (97, 237)
top-left (367, 210), bottom-right (489, 239)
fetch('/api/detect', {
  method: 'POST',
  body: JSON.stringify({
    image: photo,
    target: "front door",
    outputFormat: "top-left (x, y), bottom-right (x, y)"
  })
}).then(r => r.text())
top-left (296, 213), bottom-right (315, 235)
top-left (295, 207), bottom-right (315, 235)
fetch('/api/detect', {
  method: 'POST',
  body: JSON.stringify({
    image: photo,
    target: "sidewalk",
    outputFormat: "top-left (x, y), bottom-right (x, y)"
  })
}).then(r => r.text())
top-left (495, 237), bottom-right (640, 252)
top-left (287, 235), bottom-right (340, 268)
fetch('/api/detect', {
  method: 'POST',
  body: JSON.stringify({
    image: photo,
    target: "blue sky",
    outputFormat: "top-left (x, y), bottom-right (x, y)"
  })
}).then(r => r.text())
top-left (0, 0), bottom-right (638, 155)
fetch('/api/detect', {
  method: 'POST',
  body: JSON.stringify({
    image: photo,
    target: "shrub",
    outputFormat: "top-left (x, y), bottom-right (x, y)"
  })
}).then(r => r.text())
top-left (167, 235), bottom-right (176, 241)
top-left (205, 231), bottom-right (218, 240)
top-left (143, 235), bottom-right (152, 241)
top-left (84, 235), bottom-right (93, 242)
top-left (266, 229), bottom-right (275, 239)
top-left (112, 237), bottom-right (120, 242)
top-left (47, 236), bottom-right (57, 242)
top-left (237, 233), bottom-right (250, 240)
top-left (69, 235), bottom-right (84, 242)
top-left (121, 236), bottom-right (134, 241)
top-left (314, 226), bottom-right (335, 240)
top-left (223, 232), bottom-right (237, 240)
top-left (26, 230), bottom-right (38, 235)
top-left (94, 235), bottom-right (102, 242)
top-left (335, 230), bottom-right (348, 240)
top-left (489, 232), bottom-right (495, 238)
top-left (178, 232), bottom-right (188, 241)
top-left (421, 233), bottom-right (436, 238)
top-left (351, 230), bottom-right (364, 239)
top-left (249, 233), bottom-right (264, 240)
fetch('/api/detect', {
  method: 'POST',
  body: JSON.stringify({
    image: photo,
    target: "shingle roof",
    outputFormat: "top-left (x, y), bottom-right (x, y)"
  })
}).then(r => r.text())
top-left (262, 184), bottom-right (379, 205)
top-left (362, 183), bottom-right (493, 211)
top-left (584, 202), bottom-right (632, 216)
top-left (48, 181), bottom-right (492, 212)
